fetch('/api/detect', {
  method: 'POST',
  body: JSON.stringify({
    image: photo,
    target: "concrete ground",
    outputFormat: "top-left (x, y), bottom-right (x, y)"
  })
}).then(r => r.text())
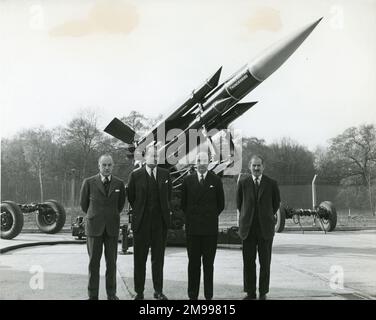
top-left (0, 230), bottom-right (375, 300)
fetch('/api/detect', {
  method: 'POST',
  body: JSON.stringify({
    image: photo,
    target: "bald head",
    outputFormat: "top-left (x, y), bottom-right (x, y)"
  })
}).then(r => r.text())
top-left (196, 152), bottom-right (209, 174)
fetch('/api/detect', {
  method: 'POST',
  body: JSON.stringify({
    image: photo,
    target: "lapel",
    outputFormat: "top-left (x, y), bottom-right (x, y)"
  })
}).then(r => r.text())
top-left (156, 167), bottom-right (165, 198)
top-left (95, 174), bottom-right (106, 196)
top-left (142, 167), bottom-right (149, 192)
top-left (196, 171), bottom-right (211, 202)
top-left (108, 177), bottom-right (117, 196)
top-left (190, 173), bottom-right (202, 203)
top-left (247, 175), bottom-right (256, 202)
top-left (156, 167), bottom-right (163, 188)
top-left (257, 176), bottom-right (266, 201)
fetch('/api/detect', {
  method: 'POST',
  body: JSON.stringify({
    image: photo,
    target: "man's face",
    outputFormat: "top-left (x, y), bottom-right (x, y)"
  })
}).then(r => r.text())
top-left (249, 157), bottom-right (264, 177)
top-left (145, 149), bottom-right (158, 169)
top-left (196, 154), bottom-right (209, 174)
top-left (98, 156), bottom-right (113, 176)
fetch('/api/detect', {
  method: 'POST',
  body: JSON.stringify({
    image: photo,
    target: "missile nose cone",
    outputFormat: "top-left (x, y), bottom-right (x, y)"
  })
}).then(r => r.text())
top-left (249, 17), bottom-right (323, 82)
top-left (207, 66), bottom-right (223, 88)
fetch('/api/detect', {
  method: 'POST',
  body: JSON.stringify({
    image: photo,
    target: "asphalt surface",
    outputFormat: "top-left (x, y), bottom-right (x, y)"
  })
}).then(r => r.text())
top-left (0, 231), bottom-right (375, 300)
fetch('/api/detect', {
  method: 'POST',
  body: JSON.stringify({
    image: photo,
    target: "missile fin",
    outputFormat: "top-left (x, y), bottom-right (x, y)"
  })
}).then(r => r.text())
top-left (104, 117), bottom-right (136, 144)
top-left (207, 66), bottom-right (222, 88)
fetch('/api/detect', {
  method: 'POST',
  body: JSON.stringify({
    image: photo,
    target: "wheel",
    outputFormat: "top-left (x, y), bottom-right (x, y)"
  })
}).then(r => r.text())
top-left (35, 200), bottom-right (66, 234)
top-left (274, 205), bottom-right (286, 233)
top-left (317, 201), bottom-right (337, 232)
top-left (1, 201), bottom-right (24, 239)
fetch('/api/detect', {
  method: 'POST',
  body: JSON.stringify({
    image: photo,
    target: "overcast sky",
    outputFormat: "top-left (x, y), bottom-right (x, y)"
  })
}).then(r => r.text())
top-left (1, 0), bottom-right (375, 151)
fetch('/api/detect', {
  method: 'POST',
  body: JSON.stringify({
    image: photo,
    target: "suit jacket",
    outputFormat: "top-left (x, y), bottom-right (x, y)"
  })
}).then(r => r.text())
top-left (236, 174), bottom-right (280, 240)
top-left (181, 171), bottom-right (225, 236)
top-left (127, 166), bottom-right (172, 233)
top-left (80, 174), bottom-right (126, 237)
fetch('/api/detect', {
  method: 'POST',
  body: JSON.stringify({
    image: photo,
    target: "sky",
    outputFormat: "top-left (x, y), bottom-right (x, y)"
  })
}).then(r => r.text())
top-left (1, 0), bottom-right (375, 151)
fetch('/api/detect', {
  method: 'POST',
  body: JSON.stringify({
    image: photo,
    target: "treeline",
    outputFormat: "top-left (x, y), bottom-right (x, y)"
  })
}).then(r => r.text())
top-left (1, 109), bottom-right (375, 213)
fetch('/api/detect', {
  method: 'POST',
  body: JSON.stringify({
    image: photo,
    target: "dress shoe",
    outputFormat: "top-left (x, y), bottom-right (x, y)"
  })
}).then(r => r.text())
top-left (107, 295), bottom-right (119, 300)
top-left (243, 293), bottom-right (257, 300)
top-left (88, 296), bottom-right (98, 300)
top-left (134, 293), bottom-right (144, 300)
top-left (259, 294), bottom-right (267, 300)
top-left (154, 292), bottom-right (168, 300)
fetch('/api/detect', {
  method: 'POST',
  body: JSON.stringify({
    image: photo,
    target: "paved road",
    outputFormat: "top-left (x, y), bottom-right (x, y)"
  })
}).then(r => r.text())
top-left (0, 231), bottom-right (375, 300)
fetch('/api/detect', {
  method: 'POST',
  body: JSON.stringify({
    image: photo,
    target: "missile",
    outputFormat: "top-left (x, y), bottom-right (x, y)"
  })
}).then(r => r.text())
top-left (206, 102), bottom-right (258, 131)
top-left (198, 17), bottom-right (323, 114)
top-left (104, 17), bottom-right (323, 159)
top-left (105, 67), bottom-right (223, 145)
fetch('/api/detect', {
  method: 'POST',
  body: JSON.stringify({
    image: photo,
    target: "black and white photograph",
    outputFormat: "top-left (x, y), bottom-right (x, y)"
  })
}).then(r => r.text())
top-left (1, 0), bottom-right (375, 307)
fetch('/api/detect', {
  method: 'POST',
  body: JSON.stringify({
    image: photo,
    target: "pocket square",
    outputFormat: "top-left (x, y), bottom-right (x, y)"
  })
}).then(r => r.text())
top-left (165, 180), bottom-right (169, 183)
top-left (209, 185), bottom-right (214, 188)
top-left (115, 189), bottom-right (120, 192)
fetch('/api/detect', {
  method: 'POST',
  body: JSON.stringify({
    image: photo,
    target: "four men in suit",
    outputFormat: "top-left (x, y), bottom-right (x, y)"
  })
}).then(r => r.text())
top-left (127, 146), bottom-right (172, 300)
top-left (79, 151), bottom-right (280, 300)
top-left (236, 155), bottom-right (280, 300)
top-left (181, 152), bottom-right (225, 300)
top-left (80, 154), bottom-right (126, 300)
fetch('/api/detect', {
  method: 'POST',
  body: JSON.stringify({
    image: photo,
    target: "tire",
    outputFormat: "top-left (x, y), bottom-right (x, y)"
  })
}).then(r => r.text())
top-left (318, 201), bottom-right (337, 232)
top-left (275, 205), bottom-right (286, 233)
top-left (36, 200), bottom-right (66, 234)
top-left (1, 201), bottom-right (24, 239)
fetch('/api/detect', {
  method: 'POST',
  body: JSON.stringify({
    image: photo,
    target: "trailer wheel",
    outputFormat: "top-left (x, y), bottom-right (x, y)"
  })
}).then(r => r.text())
top-left (275, 205), bottom-right (286, 233)
top-left (318, 201), bottom-right (337, 232)
top-left (36, 200), bottom-right (66, 234)
top-left (1, 201), bottom-right (24, 239)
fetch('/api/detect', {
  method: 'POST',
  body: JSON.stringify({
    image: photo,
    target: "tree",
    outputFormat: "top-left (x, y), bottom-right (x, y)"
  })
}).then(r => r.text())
top-left (1, 138), bottom-right (34, 202)
top-left (20, 127), bottom-right (55, 202)
top-left (267, 138), bottom-right (315, 184)
top-left (315, 124), bottom-right (376, 214)
top-left (241, 137), bottom-right (315, 184)
top-left (329, 124), bottom-right (376, 186)
top-left (63, 109), bottom-right (103, 180)
top-left (120, 111), bottom-right (148, 139)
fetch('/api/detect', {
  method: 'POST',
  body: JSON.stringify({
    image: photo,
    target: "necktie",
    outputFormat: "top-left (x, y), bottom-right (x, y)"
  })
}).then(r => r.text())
top-left (254, 177), bottom-right (259, 196)
top-left (200, 174), bottom-right (204, 186)
top-left (151, 169), bottom-right (156, 182)
top-left (104, 177), bottom-right (110, 196)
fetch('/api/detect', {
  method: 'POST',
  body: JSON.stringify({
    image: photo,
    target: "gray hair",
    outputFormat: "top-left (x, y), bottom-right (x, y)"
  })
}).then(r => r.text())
top-left (98, 154), bottom-right (114, 164)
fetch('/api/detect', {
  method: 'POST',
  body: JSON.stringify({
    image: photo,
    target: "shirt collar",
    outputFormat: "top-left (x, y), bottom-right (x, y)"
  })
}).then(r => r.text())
top-left (252, 174), bottom-right (262, 182)
top-left (197, 170), bottom-right (208, 180)
top-left (146, 165), bottom-right (157, 177)
top-left (100, 173), bottom-right (111, 183)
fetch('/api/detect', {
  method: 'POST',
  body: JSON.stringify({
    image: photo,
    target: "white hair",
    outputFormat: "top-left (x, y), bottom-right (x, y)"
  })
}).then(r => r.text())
top-left (98, 154), bottom-right (113, 164)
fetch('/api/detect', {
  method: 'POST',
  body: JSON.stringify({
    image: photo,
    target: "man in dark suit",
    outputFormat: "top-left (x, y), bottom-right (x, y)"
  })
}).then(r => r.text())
top-left (80, 154), bottom-right (126, 300)
top-left (127, 146), bottom-right (172, 300)
top-left (236, 155), bottom-right (280, 300)
top-left (181, 152), bottom-right (225, 300)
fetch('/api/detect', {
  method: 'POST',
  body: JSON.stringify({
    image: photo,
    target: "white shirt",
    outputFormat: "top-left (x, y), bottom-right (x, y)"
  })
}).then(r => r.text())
top-left (252, 174), bottom-right (262, 186)
top-left (197, 170), bottom-right (208, 182)
top-left (146, 166), bottom-right (157, 179)
top-left (100, 174), bottom-right (111, 183)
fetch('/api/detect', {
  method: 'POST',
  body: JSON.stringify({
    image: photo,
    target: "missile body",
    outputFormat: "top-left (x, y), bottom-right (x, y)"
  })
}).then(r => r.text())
top-left (134, 67), bottom-right (222, 146)
top-left (197, 17), bottom-right (323, 122)
top-left (104, 18), bottom-right (323, 162)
